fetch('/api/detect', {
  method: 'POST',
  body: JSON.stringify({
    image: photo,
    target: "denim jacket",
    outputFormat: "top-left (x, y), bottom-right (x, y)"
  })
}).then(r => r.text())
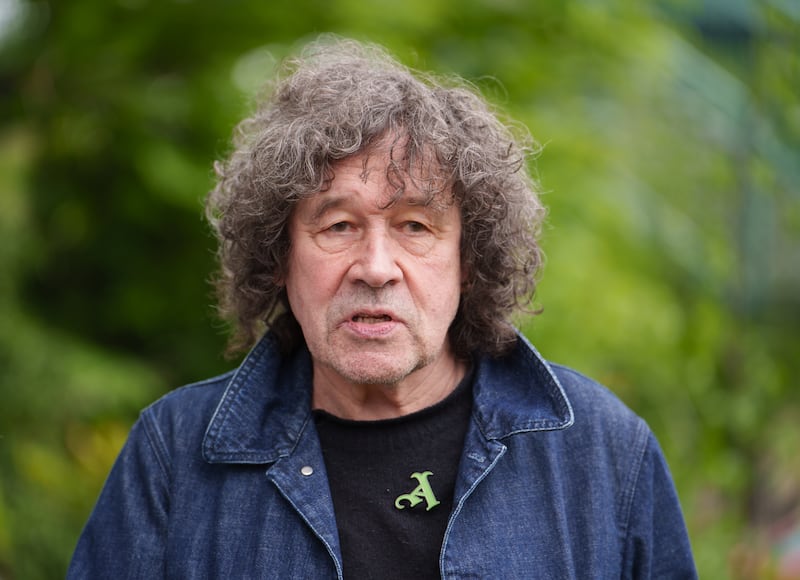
top-left (69, 333), bottom-right (697, 579)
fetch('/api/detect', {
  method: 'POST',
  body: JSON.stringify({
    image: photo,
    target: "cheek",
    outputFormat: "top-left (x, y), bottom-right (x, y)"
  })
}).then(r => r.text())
top-left (284, 250), bottom-right (315, 315)
top-left (286, 251), bottom-right (344, 314)
top-left (423, 262), bottom-right (463, 323)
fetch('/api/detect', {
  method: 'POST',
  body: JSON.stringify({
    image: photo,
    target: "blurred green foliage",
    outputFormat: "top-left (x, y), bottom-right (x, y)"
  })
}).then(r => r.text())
top-left (0, 0), bottom-right (797, 578)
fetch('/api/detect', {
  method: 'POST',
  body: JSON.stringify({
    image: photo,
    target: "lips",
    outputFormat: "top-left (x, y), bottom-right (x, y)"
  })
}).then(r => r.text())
top-left (340, 309), bottom-right (402, 337)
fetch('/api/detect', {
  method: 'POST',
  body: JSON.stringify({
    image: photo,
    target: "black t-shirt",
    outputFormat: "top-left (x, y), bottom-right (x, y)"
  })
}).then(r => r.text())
top-left (314, 370), bottom-right (473, 579)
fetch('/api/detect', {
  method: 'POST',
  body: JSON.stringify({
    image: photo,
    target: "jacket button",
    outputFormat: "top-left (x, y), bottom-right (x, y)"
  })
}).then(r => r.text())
top-left (300, 465), bottom-right (314, 476)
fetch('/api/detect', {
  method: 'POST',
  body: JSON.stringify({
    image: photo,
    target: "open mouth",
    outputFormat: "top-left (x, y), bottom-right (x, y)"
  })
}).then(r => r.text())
top-left (352, 314), bottom-right (393, 324)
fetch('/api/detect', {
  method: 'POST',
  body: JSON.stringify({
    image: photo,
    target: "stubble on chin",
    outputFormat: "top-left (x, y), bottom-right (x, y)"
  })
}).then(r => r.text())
top-left (323, 335), bottom-right (431, 387)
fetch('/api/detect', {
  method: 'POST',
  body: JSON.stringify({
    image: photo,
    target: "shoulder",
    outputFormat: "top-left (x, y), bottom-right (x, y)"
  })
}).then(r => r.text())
top-left (136, 370), bottom-right (236, 452)
top-left (547, 362), bottom-right (649, 447)
top-left (540, 363), bottom-right (696, 574)
top-left (473, 335), bottom-right (644, 439)
top-left (542, 362), bottom-right (657, 489)
top-left (548, 363), bottom-right (642, 427)
top-left (146, 370), bottom-right (234, 417)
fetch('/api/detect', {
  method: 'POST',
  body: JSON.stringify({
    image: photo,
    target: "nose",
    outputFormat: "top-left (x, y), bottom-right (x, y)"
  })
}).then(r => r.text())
top-left (348, 227), bottom-right (403, 288)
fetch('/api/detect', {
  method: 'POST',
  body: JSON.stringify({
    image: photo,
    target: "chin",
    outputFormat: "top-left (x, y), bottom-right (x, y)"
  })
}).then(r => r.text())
top-left (338, 365), bottom-right (412, 387)
top-left (334, 354), bottom-right (420, 386)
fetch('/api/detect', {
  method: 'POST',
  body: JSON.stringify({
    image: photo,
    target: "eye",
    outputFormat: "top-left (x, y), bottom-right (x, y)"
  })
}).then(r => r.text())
top-left (313, 220), bottom-right (358, 253)
top-left (326, 221), bottom-right (352, 233)
top-left (396, 220), bottom-right (436, 256)
top-left (403, 221), bottom-right (429, 234)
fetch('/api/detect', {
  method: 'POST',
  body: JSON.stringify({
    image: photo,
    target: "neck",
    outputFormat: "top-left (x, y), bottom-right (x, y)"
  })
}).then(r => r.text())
top-left (311, 358), bottom-right (467, 421)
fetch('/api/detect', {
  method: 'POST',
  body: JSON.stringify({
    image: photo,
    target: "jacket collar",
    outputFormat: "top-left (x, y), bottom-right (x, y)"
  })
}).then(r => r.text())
top-left (202, 334), bottom-right (314, 464)
top-left (202, 332), bottom-right (573, 464)
top-left (471, 332), bottom-right (574, 439)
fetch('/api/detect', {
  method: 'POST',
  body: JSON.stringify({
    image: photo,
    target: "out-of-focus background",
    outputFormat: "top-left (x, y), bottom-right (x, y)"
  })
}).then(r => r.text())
top-left (0, 0), bottom-right (797, 578)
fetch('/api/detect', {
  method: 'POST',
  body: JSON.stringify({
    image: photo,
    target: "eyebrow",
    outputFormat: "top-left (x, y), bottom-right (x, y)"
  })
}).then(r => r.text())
top-left (306, 192), bottom-right (443, 224)
top-left (307, 196), bottom-right (347, 223)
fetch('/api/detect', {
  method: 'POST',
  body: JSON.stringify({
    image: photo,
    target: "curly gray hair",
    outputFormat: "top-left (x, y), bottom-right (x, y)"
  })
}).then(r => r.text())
top-left (206, 36), bottom-right (545, 358)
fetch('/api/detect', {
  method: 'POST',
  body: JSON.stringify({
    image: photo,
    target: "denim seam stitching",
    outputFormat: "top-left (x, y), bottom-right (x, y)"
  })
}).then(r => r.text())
top-left (141, 410), bottom-right (172, 484)
top-left (617, 418), bottom-right (650, 566)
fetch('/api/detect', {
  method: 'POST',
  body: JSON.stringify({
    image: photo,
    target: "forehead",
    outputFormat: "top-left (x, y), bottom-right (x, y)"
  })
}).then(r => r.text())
top-left (315, 148), bottom-right (454, 209)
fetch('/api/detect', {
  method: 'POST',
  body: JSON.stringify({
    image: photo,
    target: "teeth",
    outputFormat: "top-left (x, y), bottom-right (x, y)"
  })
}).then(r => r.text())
top-left (353, 314), bottom-right (392, 323)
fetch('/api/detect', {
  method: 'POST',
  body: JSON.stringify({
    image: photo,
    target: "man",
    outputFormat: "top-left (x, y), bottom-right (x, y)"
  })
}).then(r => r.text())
top-left (69, 37), bottom-right (697, 578)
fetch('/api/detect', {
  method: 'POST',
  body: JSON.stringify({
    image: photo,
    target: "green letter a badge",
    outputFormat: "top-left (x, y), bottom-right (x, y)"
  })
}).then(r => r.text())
top-left (394, 471), bottom-right (440, 511)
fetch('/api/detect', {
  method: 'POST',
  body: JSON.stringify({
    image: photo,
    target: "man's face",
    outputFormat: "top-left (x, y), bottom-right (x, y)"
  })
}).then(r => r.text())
top-left (285, 149), bottom-right (463, 389)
